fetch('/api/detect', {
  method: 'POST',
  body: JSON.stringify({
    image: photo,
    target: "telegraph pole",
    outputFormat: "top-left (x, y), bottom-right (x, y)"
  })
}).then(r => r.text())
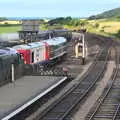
top-left (82, 34), bottom-right (85, 65)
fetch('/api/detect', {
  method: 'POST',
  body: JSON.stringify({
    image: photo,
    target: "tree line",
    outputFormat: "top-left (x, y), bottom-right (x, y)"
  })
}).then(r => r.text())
top-left (48, 17), bottom-right (88, 26)
top-left (0, 17), bottom-right (8, 21)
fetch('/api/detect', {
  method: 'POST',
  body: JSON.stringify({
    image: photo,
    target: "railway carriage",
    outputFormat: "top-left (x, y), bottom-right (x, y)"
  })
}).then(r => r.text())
top-left (37, 31), bottom-right (54, 40)
top-left (37, 29), bottom-right (72, 42)
top-left (13, 43), bottom-right (47, 64)
top-left (28, 42), bottom-right (48, 64)
top-left (13, 37), bottom-right (67, 65)
top-left (43, 37), bottom-right (67, 60)
top-left (52, 29), bottom-right (72, 42)
top-left (13, 45), bottom-right (31, 64)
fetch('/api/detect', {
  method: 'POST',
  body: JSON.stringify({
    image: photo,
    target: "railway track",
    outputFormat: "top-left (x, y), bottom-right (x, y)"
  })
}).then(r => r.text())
top-left (86, 46), bottom-right (120, 120)
top-left (33, 40), bottom-right (112, 120)
top-left (3, 33), bottom-right (112, 120)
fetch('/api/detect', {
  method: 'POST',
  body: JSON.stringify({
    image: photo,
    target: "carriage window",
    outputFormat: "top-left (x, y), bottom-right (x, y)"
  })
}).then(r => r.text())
top-left (36, 49), bottom-right (39, 58)
top-left (32, 52), bottom-right (34, 63)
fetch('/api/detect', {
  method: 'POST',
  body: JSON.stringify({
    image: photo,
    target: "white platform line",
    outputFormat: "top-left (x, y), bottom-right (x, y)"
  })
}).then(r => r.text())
top-left (2, 77), bottom-right (67, 120)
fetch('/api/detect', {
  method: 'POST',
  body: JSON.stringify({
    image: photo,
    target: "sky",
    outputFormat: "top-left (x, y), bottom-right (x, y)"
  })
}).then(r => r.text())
top-left (0, 0), bottom-right (120, 17)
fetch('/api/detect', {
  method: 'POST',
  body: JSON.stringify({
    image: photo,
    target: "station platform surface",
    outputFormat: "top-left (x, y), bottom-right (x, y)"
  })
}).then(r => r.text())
top-left (0, 76), bottom-right (67, 119)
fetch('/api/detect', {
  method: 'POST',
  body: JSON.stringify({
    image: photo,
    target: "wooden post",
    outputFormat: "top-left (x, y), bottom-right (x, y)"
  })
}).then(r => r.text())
top-left (82, 34), bottom-right (85, 64)
top-left (11, 64), bottom-right (15, 82)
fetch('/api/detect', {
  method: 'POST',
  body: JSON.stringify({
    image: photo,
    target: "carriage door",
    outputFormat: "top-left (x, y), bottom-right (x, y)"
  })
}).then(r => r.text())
top-left (39, 46), bottom-right (45, 61)
top-left (31, 51), bottom-right (34, 63)
top-left (36, 48), bottom-right (40, 63)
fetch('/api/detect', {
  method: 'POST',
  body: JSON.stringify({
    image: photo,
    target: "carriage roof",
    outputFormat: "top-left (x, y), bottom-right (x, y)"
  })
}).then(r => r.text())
top-left (13, 42), bottom-right (45, 50)
top-left (28, 42), bottom-right (45, 48)
top-left (43, 37), bottom-right (66, 46)
top-left (13, 44), bottom-right (31, 50)
top-left (0, 33), bottom-right (19, 41)
top-left (0, 48), bottom-right (18, 55)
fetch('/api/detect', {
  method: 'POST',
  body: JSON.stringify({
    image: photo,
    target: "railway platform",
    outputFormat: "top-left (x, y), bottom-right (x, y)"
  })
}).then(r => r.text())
top-left (0, 76), bottom-right (67, 120)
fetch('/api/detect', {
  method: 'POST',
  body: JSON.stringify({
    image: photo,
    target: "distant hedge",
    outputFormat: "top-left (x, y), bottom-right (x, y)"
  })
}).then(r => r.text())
top-left (0, 24), bottom-right (21, 27)
top-left (0, 17), bottom-right (8, 21)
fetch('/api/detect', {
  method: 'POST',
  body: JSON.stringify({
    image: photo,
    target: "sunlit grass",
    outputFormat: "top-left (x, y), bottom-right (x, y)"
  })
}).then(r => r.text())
top-left (86, 19), bottom-right (120, 40)
top-left (0, 19), bottom-right (120, 41)
top-left (0, 26), bottom-right (21, 33)
top-left (0, 20), bottom-right (20, 25)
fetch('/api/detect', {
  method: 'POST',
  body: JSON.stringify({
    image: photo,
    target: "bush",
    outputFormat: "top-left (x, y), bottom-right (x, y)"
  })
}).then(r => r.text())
top-left (117, 29), bottom-right (120, 34)
top-left (115, 29), bottom-right (120, 38)
top-left (4, 22), bottom-right (8, 25)
top-left (100, 29), bottom-right (104, 32)
top-left (94, 23), bottom-right (99, 28)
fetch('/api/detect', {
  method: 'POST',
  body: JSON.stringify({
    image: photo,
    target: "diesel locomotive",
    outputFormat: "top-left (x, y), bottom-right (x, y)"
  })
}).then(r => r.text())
top-left (13, 37), bottom-right (67, 65)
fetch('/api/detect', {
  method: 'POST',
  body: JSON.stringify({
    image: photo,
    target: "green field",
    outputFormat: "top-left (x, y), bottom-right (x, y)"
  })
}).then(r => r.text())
top-left (0, 26), bottom-right (21, 33)
top-left (86, 19), bottom-right (120, 40)
top-left (0, 19), bottom-right (120, 40)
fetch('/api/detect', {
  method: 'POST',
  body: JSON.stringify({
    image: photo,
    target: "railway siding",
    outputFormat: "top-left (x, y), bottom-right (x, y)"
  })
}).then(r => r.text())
top-left (36, 43), bottom-right (111, 120)
top-left (86, 46), bottom-right (120, 120)
top-left (73, 61), bottom-right (115, 120)
top-left (0, 33), bottom-right (114, 120)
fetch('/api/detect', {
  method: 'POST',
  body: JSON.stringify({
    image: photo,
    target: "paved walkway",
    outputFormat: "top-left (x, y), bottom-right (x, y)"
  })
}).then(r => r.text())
top-left (0, 76), bottom-right (66, 119)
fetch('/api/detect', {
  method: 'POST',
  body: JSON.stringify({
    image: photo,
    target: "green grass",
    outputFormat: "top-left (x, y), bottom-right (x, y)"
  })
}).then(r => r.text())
top-left (85, 19), bottom-right (120, 40)
top-left (0, 24), bottom-right (48, 33)
top-left (0, 20), bottom-right (119, 41)
top-left (0, 26), bottom-right (21, 33)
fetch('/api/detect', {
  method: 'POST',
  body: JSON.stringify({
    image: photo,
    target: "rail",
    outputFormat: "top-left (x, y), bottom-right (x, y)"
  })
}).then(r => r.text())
top-left (36, 41), bottom-right (111, 120)
top-left (86, 46), bottom-right (120, 120)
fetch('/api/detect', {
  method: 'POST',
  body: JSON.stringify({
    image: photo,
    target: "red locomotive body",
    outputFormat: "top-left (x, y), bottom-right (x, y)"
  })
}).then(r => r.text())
top-left (18, 50), bottom-right (31, 64)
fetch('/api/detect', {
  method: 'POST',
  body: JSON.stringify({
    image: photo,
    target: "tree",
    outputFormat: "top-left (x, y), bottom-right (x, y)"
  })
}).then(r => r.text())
top-left (88, 15), bottom-right (96, 20)
top-left (66, 16), bottom-right (72, 21)
top-left (0, 17), bottom-right (7, 21)
top-left (39, 19), bottom-right (45, 24)
top-left (4, 22), bottom-right (8, 25)
top-left (94, 23), bottom-right (99, 28)
top-left (117, 29), bottom-right (120, 34)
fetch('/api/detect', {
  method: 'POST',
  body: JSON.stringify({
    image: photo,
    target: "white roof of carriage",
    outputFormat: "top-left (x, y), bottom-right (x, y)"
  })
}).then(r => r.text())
top-left (13, 44), bottom-right (31, 50)
top-left (13, 37), bottom-right (66, 50)
top-left (13, 42), bottom-right (45, 50)
top-left (43, 37), bottom-right (66, 45)
top-left (28, 42), bottom-right (44, 48)
top-left (0, 33), bottom-right (19, 41)
top-left (0, 47), bottom-right (18, 55)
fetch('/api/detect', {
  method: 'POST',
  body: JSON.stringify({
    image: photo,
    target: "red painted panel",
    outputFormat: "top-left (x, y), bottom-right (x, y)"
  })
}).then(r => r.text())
top-left (17, 50), bottom-right (31, 64)
top-left (44, 42), bottom-right (50, 60)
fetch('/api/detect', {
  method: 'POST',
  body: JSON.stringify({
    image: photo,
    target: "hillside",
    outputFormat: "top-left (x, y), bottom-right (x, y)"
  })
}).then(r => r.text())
top-left (88, 7), bottom-right (120, 20)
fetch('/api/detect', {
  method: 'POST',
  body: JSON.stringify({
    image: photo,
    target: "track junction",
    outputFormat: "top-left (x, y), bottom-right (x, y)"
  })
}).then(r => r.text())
top-left (0, 32), bottom-right (120, 120)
